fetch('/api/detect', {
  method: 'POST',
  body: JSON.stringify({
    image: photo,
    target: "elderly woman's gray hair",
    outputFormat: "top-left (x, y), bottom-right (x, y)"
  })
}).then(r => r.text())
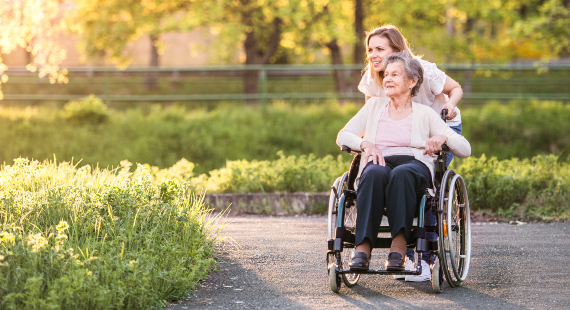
top-left (381, 51), bottom-right (424, 97)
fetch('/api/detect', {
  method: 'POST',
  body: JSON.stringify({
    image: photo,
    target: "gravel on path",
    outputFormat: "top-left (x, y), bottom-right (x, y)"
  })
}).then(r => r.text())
top-left (167, 215), bottom-right (570, 310)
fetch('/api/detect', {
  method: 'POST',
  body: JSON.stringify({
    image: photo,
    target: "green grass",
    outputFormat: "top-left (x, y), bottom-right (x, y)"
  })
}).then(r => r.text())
top-left (0, 158), bottom-right (219, 309)
top-left (1, 98), bottom-right (570, 176)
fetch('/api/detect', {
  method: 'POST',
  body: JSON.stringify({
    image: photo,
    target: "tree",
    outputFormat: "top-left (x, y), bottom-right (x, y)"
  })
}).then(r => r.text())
top-left (0, 0), bottom-right (68, 99)
top-left (69, 0), bottom-right (197, 88)
top-left (514, 0), bottom-right (570, 58)
top-left (198, 0), bottom-right (334, 97)
top-left (362, 0), bottom-right (564, 64)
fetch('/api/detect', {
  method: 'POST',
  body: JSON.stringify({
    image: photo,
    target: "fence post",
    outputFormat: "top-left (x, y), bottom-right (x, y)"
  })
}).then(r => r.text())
top-left (260, 67), bottom-right (268, 110)
top-left (104, 69), bottom-right (109, 104)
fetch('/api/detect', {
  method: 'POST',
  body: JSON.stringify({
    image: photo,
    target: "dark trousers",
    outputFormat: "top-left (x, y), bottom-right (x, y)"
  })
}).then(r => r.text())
top-left (355, 155), bottom-right (432, 248)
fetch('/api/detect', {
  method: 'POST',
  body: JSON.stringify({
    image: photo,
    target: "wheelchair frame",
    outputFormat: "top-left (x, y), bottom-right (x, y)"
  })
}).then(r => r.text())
top-left (326, 142), bottom-right (471, 294)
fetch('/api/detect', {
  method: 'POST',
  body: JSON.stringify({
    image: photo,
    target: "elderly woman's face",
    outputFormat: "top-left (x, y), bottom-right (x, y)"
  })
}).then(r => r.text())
top-left (368, 36), bottom-right (396, 72)
top-left (382, 62), bottom-right (416, 97)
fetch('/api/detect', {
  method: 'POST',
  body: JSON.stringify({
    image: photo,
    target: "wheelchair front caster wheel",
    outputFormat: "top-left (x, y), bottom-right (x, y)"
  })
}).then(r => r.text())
top-left (432, 260), bottom-right (443, 293)
top-left (329, 263), bottom-right (342, 293)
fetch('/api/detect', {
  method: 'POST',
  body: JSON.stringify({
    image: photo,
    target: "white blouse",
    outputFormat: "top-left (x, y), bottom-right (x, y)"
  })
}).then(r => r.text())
top-left (358, 59), bottom-right (462, 126)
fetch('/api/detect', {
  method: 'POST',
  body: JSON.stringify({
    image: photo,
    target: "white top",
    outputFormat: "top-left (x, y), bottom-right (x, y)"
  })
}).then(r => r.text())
top-left (336, 97), bottom-right (471, 191)
top-left (358, 59), bottom-right (462, 126)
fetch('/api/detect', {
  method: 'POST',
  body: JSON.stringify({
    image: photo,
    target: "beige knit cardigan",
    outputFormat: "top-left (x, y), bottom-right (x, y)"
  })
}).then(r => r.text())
top-left (336, 97), bottom-right (471, 190)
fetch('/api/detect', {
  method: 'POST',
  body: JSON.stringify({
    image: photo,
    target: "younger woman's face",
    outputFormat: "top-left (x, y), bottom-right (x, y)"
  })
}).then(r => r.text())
top-left (368, 36), bottom-right (396, 72)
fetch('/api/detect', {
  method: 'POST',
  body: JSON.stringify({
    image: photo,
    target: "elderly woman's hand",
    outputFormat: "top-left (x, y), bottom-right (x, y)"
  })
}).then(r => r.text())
top-left (423, 134), bottom-right (449, 156)
top-left (361, 141), bottom-right (385, 166)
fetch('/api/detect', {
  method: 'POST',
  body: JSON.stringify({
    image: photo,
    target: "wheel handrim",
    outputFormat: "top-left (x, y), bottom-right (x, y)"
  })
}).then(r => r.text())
top-left (446, 175), bottom-right (470, 282)
top-left (439, 171), bottom-right (471, 286)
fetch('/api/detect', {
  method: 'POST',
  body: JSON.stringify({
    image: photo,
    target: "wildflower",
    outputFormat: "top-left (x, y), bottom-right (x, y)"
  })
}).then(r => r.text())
top-left (0, 231), bottom-right (15, 244)
top-left (56, 220), bottom-right (69, 232)
top-left (27, 233), bottom-right (48, 251)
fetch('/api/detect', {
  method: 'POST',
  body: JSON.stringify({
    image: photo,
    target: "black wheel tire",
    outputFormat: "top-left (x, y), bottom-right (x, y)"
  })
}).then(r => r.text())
top-left (330, 263), bottom-right (341, 293)
top-left (432, 260), bottom-right (443, 293)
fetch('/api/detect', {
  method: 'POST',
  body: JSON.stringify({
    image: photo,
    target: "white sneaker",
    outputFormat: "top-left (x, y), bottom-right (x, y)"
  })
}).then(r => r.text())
top-left (405, 260), bottom-right (431, 282)
top-left (394, 259), bottom-right (414, 280)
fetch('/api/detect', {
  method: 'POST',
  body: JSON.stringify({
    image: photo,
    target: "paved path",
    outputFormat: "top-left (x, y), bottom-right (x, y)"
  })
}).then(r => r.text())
top-left (167, 215), bottom-right (570, 309)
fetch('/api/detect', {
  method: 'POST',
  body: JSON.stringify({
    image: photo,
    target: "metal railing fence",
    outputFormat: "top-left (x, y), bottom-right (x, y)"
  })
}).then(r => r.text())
top-left (2, 63), bottom-right (569, 105)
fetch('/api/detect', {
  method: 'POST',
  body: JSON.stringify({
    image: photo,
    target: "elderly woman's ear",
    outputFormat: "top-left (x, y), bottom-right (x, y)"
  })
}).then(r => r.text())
top-left (410, 78), bottom-right (418, 90)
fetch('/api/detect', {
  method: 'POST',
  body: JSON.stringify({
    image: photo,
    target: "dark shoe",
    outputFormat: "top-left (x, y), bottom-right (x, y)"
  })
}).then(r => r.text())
top-left (349, 252), bottom-right (370, 271)
top-left (385, 252), bottom-right (405, 271)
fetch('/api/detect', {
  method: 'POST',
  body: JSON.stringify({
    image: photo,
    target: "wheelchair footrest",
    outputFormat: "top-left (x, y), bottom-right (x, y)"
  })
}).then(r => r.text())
top-left (338, 269), bottom-right (421, 276)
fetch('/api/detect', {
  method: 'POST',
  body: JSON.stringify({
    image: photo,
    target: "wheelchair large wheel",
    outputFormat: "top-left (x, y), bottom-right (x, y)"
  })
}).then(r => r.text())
top-left (328, 172), bottom-right (348, 240)
top-left (327, 172), bottom-right (360, 287)
top-left (438, 170), bottom-right (471, 287)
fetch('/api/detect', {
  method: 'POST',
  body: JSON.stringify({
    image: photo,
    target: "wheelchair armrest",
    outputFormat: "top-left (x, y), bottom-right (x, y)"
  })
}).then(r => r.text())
top-left (341, 145), bottom-right (362, 155)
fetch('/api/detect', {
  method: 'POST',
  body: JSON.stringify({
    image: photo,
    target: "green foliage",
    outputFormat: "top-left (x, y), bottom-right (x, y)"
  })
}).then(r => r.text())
top-left (189, 151), bottom-right (349, 193)
top-left (0, 101), bottom-right (358, 175)
top-left (461, 100), bottom-right (570, 159)
top-left (64, 95), bottom-right (110, 124)
top-left (0, 158), bottom-right (218, 309)
top-left (1, 99), bottom-right (570, 176)
top-left (513, 0), bottom-right (570, 57)
top-left (456, 154), bottom-right (570, 219)
top-left (157, 152), bottom-right (570, 219)
top-left (69, 0), bottom-right (196, 67)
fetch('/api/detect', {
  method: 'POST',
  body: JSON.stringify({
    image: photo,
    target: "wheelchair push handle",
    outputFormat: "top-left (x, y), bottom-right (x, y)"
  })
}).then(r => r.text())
top-left (439, 109), bottom-right (451, 152)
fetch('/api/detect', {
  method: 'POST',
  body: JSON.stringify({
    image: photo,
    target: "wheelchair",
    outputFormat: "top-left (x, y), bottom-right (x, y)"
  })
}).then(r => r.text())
top-left (326, 115), bottom-right (471, 294)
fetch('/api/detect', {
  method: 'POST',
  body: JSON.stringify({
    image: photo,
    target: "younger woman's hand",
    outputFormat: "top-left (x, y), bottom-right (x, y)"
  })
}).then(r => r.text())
top-left (423, 134), bottom-right (448, 156)
top-left (441, 102), bottom-right (458, 120)
top-left (360, 141), bottom-right (385, 166)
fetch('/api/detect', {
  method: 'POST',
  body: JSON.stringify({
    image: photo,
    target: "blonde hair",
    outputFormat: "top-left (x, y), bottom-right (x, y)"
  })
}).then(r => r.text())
top-left (365, 25), bottom-right (419, 88)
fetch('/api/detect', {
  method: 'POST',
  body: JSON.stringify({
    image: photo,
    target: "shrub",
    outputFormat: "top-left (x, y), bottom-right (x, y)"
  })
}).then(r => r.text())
top-left (190, 151), bottom-right (349, 193)
top-left (456, 154), bottom-right (570, 218)
top-left (462, 100), bottom-right (570, 159)
top-left (64, 94), bottom-right (110, 124)
top-left (159, 152), bottom-right (569, 219)
top-left (0, 99), bottom-right (569, 174)
top-left (0, 158), bottom-right (218, 309)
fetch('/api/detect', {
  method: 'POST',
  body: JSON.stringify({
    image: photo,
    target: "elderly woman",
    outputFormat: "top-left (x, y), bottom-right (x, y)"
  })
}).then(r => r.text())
top-left (336, 52), bottom-right (470, 271)
top-left (359, 25), bottom-right (465, 281)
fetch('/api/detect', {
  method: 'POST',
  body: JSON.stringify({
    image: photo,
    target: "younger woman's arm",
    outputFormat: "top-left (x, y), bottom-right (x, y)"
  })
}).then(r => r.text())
top-left (441, 76), bottom-right (463, 120)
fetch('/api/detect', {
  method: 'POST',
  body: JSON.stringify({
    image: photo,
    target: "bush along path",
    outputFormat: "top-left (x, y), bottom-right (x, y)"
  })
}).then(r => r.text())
top-left (145, 153), bottom-right (570, 220)
top-left (0, 159), bottom-right (219, 309)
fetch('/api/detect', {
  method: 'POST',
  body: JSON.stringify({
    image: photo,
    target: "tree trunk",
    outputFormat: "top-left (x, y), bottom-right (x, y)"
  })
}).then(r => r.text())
top-left (326, 40), bottom-right (347, 104)
top-left (242, 17), bottom-right (282, 104)
top-left (243, 30), bottom-right (259, 102)
top-left (145, 34), bottom-right (160, 90)
top-left (351, 0), bottom-right (365, 93)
